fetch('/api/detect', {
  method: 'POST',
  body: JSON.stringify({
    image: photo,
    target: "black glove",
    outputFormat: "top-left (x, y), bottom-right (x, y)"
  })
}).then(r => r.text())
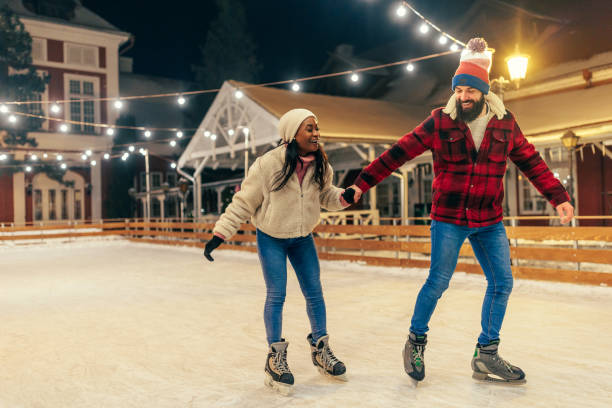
top-left (204, 235), bottom-right (223, 262)
top-left (341, 187), bottom-right (356, 204)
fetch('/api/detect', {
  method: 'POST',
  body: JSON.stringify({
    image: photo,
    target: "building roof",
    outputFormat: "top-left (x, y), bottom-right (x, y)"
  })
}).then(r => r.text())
top-left (0, 0), bottom-right (130, 36)
top-left (230, 80), bottom-right (426, 144)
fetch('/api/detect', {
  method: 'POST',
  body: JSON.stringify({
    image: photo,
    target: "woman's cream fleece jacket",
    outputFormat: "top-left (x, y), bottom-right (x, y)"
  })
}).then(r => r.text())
top-left (213, 145), bottom-right (345, 240)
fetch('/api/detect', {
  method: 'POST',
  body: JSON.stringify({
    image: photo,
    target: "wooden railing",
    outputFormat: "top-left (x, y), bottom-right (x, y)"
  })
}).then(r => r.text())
top-left (1, 218), bottom-right (611, 286)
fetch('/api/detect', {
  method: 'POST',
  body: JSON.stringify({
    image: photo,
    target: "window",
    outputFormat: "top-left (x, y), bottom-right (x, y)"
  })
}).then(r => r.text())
top-left (167, 173), bottom-right (177, 188)
top-left (140, 172), bottom-right (147, 192)
top-left (151, 172), bottom-right (162, 189)
top-left (74, 190), bottom-right (82, 219)
top-left (61, 190), bottom-right (68, 220)
top-left (166, 195), bottom-right (177, 218)
top-left (65, 43), bottom-right (98, 68)
top-left (65, 75), bottom-right (99, 134)
top-left (34, 189), bottom-right (43, 221)
top-left (519, 147), bottom-right (569, 214)
top-left (49, 189), bottom-right (56, 220)
top-left (32, 38), bottom-right (46, 62)
top-left (152, 199), bottom-right (161, 218)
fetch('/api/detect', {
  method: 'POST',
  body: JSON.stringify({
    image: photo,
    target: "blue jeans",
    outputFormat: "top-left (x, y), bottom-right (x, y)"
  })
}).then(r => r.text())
top-left (256, 229), bottom-right (327, 345)
top-left (410, 220), bottom-right (513, 345)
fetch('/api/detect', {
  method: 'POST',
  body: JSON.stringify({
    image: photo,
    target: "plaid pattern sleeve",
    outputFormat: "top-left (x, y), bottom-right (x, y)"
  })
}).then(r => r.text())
top-left (353, 115), bottom-right (435, 192)
top-left (508, 120), bottom-right (570, 207)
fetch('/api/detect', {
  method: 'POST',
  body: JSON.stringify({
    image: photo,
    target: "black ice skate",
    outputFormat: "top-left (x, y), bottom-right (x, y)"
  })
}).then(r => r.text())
top-left (307, 334), bottom-right (347, 381)
top-left (264, 340), bottom-right (294, 395)
top-left (403, 332), bottom-right (427, 385)
top-left (471, 341), bottom-right (526, 385)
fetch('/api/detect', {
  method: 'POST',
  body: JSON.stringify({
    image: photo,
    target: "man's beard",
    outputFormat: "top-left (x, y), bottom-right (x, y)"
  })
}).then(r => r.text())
top-left (456, 95), bottom-right (486, 122)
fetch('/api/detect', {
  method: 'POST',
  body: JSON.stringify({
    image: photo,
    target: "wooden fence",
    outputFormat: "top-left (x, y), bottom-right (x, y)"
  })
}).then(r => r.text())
top-left (1, 218), bottom-right (611, 286)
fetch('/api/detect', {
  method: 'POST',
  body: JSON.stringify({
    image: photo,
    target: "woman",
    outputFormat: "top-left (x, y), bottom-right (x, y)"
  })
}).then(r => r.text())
top-left (203, 108), bottom-right (350, 395)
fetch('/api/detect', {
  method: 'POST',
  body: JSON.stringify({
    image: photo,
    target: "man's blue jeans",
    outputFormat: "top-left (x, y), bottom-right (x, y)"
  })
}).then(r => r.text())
top-left (410, 220), bottom-right (514, 345)
top-left (256, 229), bottom-right (327, 345)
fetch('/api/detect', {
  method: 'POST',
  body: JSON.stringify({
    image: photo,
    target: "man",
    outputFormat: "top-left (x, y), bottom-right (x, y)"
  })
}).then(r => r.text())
top-left (342, 38), bottom-right (574, 385)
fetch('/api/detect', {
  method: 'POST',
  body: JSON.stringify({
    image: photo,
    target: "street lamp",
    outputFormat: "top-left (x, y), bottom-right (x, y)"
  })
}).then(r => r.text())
top-left (506, 45), bottom-right (529, 88)
top-left (561, 130), bottom-right (580, 203)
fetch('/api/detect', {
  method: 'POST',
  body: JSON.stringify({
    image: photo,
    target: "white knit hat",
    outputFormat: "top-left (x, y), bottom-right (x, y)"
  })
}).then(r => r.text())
top-left (278, 108), bottom-right (317, 143)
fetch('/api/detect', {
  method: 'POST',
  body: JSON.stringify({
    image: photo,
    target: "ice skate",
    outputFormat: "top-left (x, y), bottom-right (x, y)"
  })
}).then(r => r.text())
top-left (471, 341), bottom-right (526, 385)
top-left (403, 332), bottom-right (427, 386)
top-left (307, 334), bottom-right (347, 381)
top-left (264, 340), bottom-right (294, 395)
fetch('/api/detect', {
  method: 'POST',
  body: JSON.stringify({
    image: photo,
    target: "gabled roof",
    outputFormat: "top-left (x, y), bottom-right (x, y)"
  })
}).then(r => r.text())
top-left (1, 0), bottom-right (130, 37)
top-left (230, 80), bottom-right (426, 144)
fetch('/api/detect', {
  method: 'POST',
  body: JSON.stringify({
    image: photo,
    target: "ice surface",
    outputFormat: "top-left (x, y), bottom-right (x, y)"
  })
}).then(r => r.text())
top-left (0, 241), bottom-right (610, 407)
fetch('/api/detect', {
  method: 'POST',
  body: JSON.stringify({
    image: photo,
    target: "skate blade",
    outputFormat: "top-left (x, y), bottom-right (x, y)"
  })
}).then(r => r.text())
top-left (316, 366), bottom-right (348, 382)
top-left (264, 372), bottom-right (293, 396)
top-left (472, 371), bottom-right (526, 385)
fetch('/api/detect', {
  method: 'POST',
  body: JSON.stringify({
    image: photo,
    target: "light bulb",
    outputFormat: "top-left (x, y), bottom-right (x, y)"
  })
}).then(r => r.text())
top-left (177, 96), bottom-right (186, 105)
top-left (235, 90), bottom-right (244, 99)
top-left (114, 100), bottom-right (123, 109)
top-left (171, 162), bottom-right (177, 169)
top-left (106, 128), bottom-right (114, 136)
top-left (144, 130), bottom-right (151, 138)
top-left (25, 166), bottom-right (32, 172)
top-left (51, 104), bottom-right (61, 114)
top-left (90, 160), bottom-right (97, 166)
top-left (176, 131), bottom-right (183, 138)
top-left (396, 5), bottom-right (407, 17)
top-left (419, 23), bottom-right (429, 34)
top-left (450, 43), bottom-right (459, 52)
top-left (104, 153), bottom-right (110, 160)
top-left (439, 35), bottom-right (448, 45)
top-left (85, 149), bottom-right (92, 156)
top-left (406, 63), bottom-right (415, 72)
top-left (8, 115), bottom-right (17, 123)
top-left (204, 130), bottom-right (211, 137)
top-left (291, 82), bottom-right (300, 92)
top-left (60, 123), bottom-right (69, 132)
top-left (350, 73), bottom-right (359, 82)
top-left (128, 146), bottom-right (135, 152)
top-left (170, 140), bottom-right (177, 147)
top-left (57, 154), bottom-right (63, 161)
top-left (60, 163), bottom-right (67, 169)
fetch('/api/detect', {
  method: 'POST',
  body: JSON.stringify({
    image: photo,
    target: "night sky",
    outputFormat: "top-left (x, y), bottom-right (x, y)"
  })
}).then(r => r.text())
top-left (81, 0), bottom-right (430, 83)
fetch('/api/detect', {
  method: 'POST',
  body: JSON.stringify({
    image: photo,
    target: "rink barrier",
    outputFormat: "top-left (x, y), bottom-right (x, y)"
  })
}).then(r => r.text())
top-left (1, 219), bottom-right (611, 286)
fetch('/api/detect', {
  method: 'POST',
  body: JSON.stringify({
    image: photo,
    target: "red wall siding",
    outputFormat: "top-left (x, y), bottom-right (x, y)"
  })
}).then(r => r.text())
top-left (577, 144), bottom-right (612, 226)
top-left (25, 174), bottom-right (33, 224)
top-left (99, 47), bottom-right (106, 68)
top-left (0, 173), bottom-right (14, 223)
top-left (47, 39), bottom-right (63, 63)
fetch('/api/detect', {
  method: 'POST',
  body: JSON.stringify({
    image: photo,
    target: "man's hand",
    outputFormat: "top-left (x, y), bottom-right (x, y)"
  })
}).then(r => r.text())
top-left (556, 202), bottom-right (574, 225)
top-left (204, 235), bottom-right (224, 262)
top-left (342, 185), bottom-right (363, 204)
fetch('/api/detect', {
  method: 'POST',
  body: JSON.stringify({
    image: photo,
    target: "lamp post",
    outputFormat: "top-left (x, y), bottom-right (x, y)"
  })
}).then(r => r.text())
top-left (561, 130), bottom-right (580, 203)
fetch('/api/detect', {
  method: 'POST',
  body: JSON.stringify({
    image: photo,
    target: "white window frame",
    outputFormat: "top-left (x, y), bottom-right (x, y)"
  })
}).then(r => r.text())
top-left (518, 147), bottom-right (568, 215)
top-left (32, 37), bottom-right (47, 62)
top-left (64, 42), bottom-right (98, 68)
top-left (151, 172), bottom-right (162, 189)
top-left (64, 73), bottom-right (100, 134)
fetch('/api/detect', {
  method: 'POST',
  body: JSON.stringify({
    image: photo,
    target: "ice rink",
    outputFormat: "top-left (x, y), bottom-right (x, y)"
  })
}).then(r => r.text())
top-left (1, 240), bottom-right (610, 407)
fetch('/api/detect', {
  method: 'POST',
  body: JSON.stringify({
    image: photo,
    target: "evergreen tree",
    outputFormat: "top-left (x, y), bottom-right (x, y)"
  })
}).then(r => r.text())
top-left (0, 5), bottom-right (48, 147)
top-left (192, 0), bottom-right (262, 89)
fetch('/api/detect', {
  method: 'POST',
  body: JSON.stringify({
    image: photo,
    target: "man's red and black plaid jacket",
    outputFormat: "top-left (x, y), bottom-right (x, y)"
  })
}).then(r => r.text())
top-left (353, 107), bottom-right (570, 227)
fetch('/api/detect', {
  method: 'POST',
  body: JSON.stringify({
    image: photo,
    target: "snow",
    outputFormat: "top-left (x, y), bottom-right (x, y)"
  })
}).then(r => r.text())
top-left (0, 240), bottom-right (610, 407)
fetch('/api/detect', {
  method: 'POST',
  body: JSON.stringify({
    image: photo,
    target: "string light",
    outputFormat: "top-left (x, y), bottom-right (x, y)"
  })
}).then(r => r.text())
top-left (128, 146), bottom-right (135, 152)
top-left (0, 105), bottom-right (8, 113)
top-left (406, 63), bottom-right (415, 72)
top-left (210, 134), bottom-right (217, 141)
top-left (50, 103), bottom-right (61, 114)
top-left (176, 131), bottom-right (183, 138)
top-left (291, 82), bottom-right (300, 92)
top-left (85, 149), bottom-right (92, 156)
top-left (204, 131), bottom-right (211, 137)
top-left (234, 90), bottom-right (244, 99)
top-left (56, 154), bottom-right (63, 161)
top-left (419, 23), bottom-right (429, 34)
top-left (90, 160), bottom-right (97, 166)
top-left (121, 153), bottom-right (129, 161)
top-left (113, 100), bottom-right (123, 109)
top-left (60, 163), bottom-right (67, 169)
top-left (0, 154), bottom-right (7, 160)
top-left (30, 154), bottom-right (38, 161)
top-left (350, 73), bottom-right (360, 82)
top-left (177, 96), bottom-right (186, 105)
top-left (103, 153), bottom-right (110, 160)
top-left (438, 35), bottom-right (448, 45)
top-left (106, 128), bottom-right (114, 136)
top-left (81, 154), bottom-right (87, 160)
top-left (171, 162), bottom-right (177, 169)
top-left (450, 43), bottom-right (459, 52)
top-left (144, 130), bottom-right (152, 138)
top-left (59, 123), bottom-right (69, 132)
top-left (396, 5), bottom-right (407, 17)
top-left (228, 129), bottom-right (235, 136)
top-left (25, 166), bottom-right (32, 172)
top-left (170, 140), bottom-right (177, 147)
top-left (139, 148), bottom-right (146, 155)
top-left (8, 115), bottom-right (17, 123)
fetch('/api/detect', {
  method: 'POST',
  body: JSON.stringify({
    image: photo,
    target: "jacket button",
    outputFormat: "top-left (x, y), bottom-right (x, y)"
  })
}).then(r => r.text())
top-left (449, 137), bottom-right (454, 141)
top-left (470, 184), bottom-right (474, 188)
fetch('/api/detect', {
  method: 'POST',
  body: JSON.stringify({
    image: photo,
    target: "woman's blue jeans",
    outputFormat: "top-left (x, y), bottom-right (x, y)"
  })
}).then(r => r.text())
top-left (256, 229), bottom-right (327, 345)
top-left (410, 220), bottom-right (514, 345)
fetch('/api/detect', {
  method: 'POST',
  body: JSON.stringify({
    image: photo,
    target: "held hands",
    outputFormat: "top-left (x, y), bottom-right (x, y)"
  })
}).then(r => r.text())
top-left (341, 185), bottom-right (363, 204)
top-left (555, 202), bottom-right (574, 225)
top-left (203, 235), bottom-right (224, 262)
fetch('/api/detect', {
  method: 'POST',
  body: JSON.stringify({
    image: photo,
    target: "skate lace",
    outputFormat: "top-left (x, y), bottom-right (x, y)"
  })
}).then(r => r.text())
top-left (412, 344), bottom-right (425, 366)
top-left (274, 351), bottom-right (291, 375)
top-left (321, 345), bottom-right (340, 369)
top-left (492, 354), bottom-right (513, 373)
